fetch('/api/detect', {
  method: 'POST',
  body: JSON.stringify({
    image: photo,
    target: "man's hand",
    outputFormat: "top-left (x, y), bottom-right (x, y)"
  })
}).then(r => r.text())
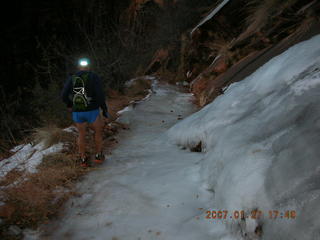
top-left (102, 110), bottom-right (109, 119)
top-left (102, 110), bottom-right (111, 126)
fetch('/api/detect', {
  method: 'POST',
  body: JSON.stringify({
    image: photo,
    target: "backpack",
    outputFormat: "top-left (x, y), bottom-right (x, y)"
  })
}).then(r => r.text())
top-left (71, 72), bottom-right (90, 111)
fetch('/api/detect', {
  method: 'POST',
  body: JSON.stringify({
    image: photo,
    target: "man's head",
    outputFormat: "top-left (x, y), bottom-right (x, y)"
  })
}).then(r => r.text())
top-left (77, 58), bottom-right (91, 71)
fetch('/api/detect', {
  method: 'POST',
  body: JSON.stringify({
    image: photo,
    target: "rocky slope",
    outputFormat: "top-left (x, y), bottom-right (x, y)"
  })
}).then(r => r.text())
top-left (141, 0), bottom-right (320, 106)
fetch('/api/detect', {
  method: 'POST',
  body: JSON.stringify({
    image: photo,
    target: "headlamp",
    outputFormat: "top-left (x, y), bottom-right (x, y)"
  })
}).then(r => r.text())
top-left (78, 58), bottom-right (90, 67)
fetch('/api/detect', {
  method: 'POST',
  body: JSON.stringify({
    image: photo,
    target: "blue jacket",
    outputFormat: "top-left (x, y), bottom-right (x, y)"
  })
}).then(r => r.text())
top-left (61, 71), bottom-right (108, 113)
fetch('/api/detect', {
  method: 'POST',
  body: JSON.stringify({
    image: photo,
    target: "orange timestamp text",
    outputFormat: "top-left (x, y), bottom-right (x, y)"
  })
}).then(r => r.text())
top-left (205, 210), bottom-right (296, 220)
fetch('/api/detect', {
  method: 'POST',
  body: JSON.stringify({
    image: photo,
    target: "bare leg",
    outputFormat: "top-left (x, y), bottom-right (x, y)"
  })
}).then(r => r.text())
top-left (76, 122), bottom-right (87, 158)
top-left (89, 115), bottom-right (103, 154)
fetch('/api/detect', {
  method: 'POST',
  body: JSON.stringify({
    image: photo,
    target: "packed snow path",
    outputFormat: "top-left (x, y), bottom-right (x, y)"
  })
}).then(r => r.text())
top-left (34, 35), bottom-right (320, 240)
top-left (39, 82), bottom-right (216, 240)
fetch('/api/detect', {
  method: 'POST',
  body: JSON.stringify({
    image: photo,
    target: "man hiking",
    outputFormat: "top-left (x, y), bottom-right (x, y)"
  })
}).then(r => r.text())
top-left (62, 57), bottom-right (109, 167)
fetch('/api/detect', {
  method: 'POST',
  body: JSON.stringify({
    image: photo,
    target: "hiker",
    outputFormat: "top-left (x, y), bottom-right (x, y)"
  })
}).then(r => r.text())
top-left (62, 57), bottom-right (109, 167)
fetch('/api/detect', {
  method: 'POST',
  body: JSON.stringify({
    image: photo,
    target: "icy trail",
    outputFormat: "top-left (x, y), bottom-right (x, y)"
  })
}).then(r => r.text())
top-left (30, 35), bottom-right (320, 240)
top-left (36, 82), bottom-right (218, 240)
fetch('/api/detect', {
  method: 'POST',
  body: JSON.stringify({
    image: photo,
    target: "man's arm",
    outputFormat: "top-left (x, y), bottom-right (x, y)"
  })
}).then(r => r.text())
top-left (61, 77), bottom-right (73, 108)
top-left (94, 73), bottom-right (109, 118)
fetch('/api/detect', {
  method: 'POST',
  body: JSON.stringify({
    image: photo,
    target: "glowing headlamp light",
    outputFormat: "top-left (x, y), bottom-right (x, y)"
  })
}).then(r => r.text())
top-left (78, 58), bottom-right (90, 67)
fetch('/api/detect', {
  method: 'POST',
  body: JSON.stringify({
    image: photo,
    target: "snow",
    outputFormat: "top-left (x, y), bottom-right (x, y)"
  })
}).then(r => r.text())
top-left (117, 76), bottom-right (155, 116)
top-left (63, 126), bottom-right (78, 133)
top-left (190, 0), bottom-right (231, 35)
top-left (38, 82), bottom-right (221, 240)
top-left (10, 144), bottom-right (26, 153)
top-left (168, 34), bottom-right (320, 239)
top-left (124, 75), bottom-right (157, 88)
top-left (209, 54), bottom-right (221, 67)
top-left (117, 105), bottom-right (133, 115)
top-left (0, 126), bottom-right (76, 178)
top-left (29, 35), bottom-right (320, 239)
top-left (0, 142), bottom-right (64, 178)
top-left (1, 125), bottom-right (80, 178)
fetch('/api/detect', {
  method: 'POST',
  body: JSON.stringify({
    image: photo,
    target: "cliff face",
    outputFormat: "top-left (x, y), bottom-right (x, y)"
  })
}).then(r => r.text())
top-left (189, 0), bottom-right (320, 106)
top-left (142, 0), bottom-right (320, 106)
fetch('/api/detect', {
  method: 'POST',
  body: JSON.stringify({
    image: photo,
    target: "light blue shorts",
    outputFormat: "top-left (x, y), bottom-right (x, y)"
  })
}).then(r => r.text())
top-left (72, 109), bottom-right (100, 124)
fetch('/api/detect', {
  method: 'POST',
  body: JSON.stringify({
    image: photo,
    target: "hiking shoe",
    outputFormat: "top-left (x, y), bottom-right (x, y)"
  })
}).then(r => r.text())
top-left (93, 152), bottom-right (105, 164)
top-left (80, 156), bottom-right (90, 168)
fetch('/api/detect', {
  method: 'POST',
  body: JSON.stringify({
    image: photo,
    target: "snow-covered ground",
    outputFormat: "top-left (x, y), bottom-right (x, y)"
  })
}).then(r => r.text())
top-left (26, 35), bottom-right (320, 240)
top-left (168, 34), bottom-right (320, 239)
top-left (35, 82), bottom-right (219, 240)
top-left (0, 142), bottom-right (63, 178)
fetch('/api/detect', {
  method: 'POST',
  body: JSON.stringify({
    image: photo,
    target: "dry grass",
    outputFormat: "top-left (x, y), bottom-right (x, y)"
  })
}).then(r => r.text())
top-left (237, 0), bottom-right (299, 42)
top-left (32, 125), bottom-right (75, 149)
top-left (290, 2), bottom-right (319, 40)
top-left (0, 152), bottom-right (87, 230)
top-left (0, 78), bottom-right (152, 238)
top-left (205, 36), bottom-right (232, 60)
top-left (0, 170), bottom-right (24, 188)
top-left (38, 152), bottom-right (79, 170)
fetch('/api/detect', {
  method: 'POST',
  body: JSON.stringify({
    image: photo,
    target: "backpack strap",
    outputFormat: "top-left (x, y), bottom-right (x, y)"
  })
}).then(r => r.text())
top-left (78, 72), bottom-right (90, 83)
top-left (72, 72), bottom-right (90, 91)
